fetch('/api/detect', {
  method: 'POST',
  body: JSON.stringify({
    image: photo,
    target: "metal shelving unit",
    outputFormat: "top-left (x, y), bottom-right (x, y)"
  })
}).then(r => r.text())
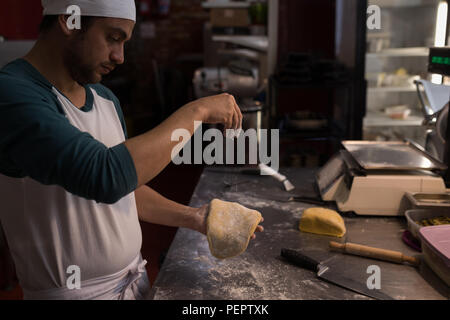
top-left (368, 86), bottom-right (416, 92)
top-left (364, 0), bottom-right (447, 146)
top-left (366, 47), bottom-right (429, 58)
top-left (212, 35), bottom-right (268, 52)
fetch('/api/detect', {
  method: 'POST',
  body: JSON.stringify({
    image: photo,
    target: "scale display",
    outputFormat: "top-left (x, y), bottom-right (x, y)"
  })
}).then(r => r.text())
top-left (429, 47), bottom-right (450, 76)
top-left (431, 56), bottom-right (450, 66)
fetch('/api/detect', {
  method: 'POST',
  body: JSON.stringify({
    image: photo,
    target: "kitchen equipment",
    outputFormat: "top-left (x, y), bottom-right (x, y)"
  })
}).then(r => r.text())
top-left (400, 192), bottom-right (450, 213)
top-left (316, 141), bottom-right (448, 216)
top-left (415, 47), bottom-right (450, 165)
top-left (341, 140), bottom-right (447, 171)
top-left (428, 47), bottom-right (450, 80)
top-left (419, 225), bottom-right (450, 287)
top-left (415, 79), bottom-right (450, 162)
top-left (280, 249), bottom-right (394, 300)
top-left (405, 209), bottom-right (450, 241)
top-left (193, 62), bottom-right (259, 99)
top-left (258, 163), bottom-right (294, 191)
top-left (329, 241), bottom-right (420, 267)
top-left (239, 98), bottom-right (263, 133)
top-left (416, 80), bottom-right (449, 118)
top-left (193, 60), bottom-right (263, 137)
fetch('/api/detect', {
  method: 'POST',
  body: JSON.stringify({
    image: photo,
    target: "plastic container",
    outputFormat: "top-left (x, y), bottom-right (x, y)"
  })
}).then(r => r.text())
top-left (405, 209), bottom-right (450, 241)
top-left (419, 225), bottom-right (450, 287)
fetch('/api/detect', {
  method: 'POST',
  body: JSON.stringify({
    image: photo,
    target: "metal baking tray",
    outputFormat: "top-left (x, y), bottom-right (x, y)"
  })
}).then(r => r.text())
top-left (341, 140), bottom-right (448, 171)
top-left (409, 193), bottom-right (450, 205)
top-left (399, 192), bottom-right (450, 214)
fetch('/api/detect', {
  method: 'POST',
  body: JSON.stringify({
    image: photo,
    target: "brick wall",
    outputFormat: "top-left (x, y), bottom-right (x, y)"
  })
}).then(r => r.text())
top-left (0, 0), bottom-right (42, 40)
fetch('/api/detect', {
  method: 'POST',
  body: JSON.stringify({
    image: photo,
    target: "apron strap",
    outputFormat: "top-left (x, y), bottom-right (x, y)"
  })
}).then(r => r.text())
top-left (118, 259), bottom-right (148, 300)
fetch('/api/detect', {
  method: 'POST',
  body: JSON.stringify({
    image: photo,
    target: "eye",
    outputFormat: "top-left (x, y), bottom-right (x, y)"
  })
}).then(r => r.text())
top-left (108, 35), bottom-right (121, 43)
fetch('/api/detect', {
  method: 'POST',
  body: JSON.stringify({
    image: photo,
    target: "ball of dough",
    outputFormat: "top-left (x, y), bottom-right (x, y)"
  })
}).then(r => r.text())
top-left (299, 207), bottom-right (346, 238)
top-left (207, 199), bottom-right (262, 259)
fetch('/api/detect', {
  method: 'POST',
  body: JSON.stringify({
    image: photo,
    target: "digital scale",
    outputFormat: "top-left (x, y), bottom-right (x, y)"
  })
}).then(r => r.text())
top-left (317, 141), bottom-right (448, 216)
top-left (316, 47), bottom-right (450, 216)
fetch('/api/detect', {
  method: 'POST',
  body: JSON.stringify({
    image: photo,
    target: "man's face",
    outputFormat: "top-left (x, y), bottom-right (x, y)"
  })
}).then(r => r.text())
top-left (63, 18), bottom-right (134, 85)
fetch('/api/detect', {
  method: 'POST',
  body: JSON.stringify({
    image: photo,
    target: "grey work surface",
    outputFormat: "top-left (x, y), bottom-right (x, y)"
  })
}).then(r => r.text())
top-left (148, 167), bottom-right (449, 300)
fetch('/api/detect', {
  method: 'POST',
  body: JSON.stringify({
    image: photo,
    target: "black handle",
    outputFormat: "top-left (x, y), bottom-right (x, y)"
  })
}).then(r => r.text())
top-left (281, 248), bottom-right (320, 272)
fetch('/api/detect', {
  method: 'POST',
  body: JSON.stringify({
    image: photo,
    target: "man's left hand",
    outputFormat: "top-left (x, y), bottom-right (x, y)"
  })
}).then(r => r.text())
top-left (191, 204), bottom-right (264, 239)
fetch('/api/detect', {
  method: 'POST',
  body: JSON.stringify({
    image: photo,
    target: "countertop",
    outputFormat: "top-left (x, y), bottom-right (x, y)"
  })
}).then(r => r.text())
top-left (148, 167), bottom-right (449, 300)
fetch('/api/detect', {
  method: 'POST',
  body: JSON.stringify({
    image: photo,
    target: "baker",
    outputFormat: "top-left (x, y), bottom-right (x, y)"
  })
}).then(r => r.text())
top-left (0, 0), bottom-right (263, 300)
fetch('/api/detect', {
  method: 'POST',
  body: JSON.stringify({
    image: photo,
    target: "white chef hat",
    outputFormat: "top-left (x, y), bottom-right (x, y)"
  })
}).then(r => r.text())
top-left (41, 0), bottom-right (136, 22)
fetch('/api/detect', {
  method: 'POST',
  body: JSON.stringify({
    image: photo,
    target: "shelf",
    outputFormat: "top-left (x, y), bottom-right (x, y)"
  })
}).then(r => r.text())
top-left (364, 112), bottom-right (424, 127)
top-left (369, 0), bottom-right (440, 8)
top-left (368, 86), bottom-right (417, 93)
top-left (212, 35), bottom-right (268, 52)
top-left (202, 1), bottom-right (250, 9)
top-left (366, 47), bottom-right (429, 58)
top-left (216, 48), bottom-right (261, 61)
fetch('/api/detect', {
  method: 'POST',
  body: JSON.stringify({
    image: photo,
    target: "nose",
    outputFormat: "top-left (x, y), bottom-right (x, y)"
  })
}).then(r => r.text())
top-left (110, 44), bottom-right (125, 65)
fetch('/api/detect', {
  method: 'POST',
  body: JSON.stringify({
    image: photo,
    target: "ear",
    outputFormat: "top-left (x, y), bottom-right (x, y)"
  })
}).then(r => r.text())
top-left (57, 15), bottom-right (74, 37)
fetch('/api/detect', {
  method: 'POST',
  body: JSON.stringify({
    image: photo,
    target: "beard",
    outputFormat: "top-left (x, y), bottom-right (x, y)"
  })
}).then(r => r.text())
top-left (62, 35), bottom-right (102, 85)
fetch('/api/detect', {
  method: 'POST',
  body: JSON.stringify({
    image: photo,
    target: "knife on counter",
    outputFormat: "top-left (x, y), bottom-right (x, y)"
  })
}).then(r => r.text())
top-left (280, 248), bottom-right (394, 300)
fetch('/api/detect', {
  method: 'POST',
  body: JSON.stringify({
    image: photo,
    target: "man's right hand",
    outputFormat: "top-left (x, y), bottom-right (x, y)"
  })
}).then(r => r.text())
top-left (124, 92), bottom-right (244, 188)
top-left (186, 93), bottom-right (243, 131)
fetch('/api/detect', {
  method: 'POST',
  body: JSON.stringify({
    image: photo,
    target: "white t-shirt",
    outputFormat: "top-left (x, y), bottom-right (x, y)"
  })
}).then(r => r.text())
top-left (0, 60), bottom-right (142, 292)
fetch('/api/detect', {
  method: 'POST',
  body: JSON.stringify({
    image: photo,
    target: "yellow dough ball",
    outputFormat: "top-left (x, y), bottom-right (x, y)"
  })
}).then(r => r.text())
top-left (299, 207), bottom-right (346, 238)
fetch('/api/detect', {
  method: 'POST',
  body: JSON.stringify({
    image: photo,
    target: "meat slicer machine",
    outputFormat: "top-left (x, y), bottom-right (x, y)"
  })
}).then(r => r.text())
top-left (316, 47), bottom-right (450, 216)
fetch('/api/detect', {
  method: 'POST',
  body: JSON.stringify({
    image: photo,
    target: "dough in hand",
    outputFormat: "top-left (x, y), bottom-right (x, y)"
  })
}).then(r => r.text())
top-left (299, 207), bottom-right (346, 238)
top-left (207, 199), bottom-right (262, 259)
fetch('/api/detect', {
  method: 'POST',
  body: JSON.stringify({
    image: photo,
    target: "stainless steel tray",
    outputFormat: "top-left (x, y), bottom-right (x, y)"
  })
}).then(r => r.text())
top-left (412, 193), bottom-right (450, 205)
top-left (342, 140), bottom-right (448, 171)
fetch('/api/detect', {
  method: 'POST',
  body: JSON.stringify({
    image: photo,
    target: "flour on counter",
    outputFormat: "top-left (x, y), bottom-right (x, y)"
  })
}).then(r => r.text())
top-left (222, 191), bottom-right (307, 215)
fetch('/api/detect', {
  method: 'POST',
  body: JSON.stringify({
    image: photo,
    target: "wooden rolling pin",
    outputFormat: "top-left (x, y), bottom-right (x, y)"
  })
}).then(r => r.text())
top-left (329, 241), bottom-right (420, 267)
